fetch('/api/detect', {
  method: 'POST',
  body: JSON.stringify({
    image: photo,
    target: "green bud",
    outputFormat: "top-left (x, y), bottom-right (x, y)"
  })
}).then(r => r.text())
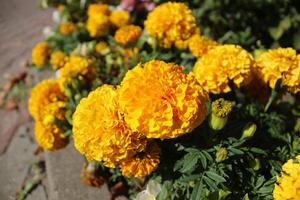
top-left (294, 118), bottom-right (300, 133)
top-left (216, 147), bottom-right (228, 162)
top-left (74, 94), bottom-right (82, 103)
top-left (240, 123), bottom-right (257, 140)
top-left (292, 137), bottom-right (300, 150)
top-left (71, 79), bottom-right (80, 90)
top-left (249, 158), bottom-right (261, 171)
top-left (65, 87), bottom-right (73, 98)
top-left (209, 98), bottom-right (232, 131)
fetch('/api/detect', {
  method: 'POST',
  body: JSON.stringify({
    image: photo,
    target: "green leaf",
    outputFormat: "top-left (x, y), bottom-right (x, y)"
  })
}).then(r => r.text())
top-left (191, 181), bottom-right (204, 200)
top-left (180, 153), bottom-right (200, 173)
top-left (205, 171), bottom-right (226, 183)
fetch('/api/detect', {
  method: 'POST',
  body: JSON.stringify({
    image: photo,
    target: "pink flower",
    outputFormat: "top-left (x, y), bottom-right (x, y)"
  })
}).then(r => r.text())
top-left (118, 0), bottom-right (155, 11)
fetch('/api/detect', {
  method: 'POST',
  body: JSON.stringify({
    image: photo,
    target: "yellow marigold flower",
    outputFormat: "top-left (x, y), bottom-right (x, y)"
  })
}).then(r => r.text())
top-left (28, 79), bottom-right (66, 121)
top-left (34, 101), bottom-right (68, 151)
top-left (109, 10), bottom-right (131, 28)
top-left (114, 25), bottom-right (142, 45)
top-left (59, 22), bottom-right (76, 35)
top-left (95, 41), bottom-right (108, 53)
top-left (119, 60), bottom-right (208, 139)
top-left (255, 48), bottom-right (300, 94)
top-left (50, 50), bottom-right (68, 70)
top-left (120, 142), bottom-right (160, 177)
top-left (144, 2), bottom-right (198, 49)
top-left (273, 155), bottom-right (300, 200)
top-left (87, 3), bottom-right (110, 17)
top-left (87, 4), bottom-right (110, 37)
top-left (188, 34), bottom-right (218, 57)
top-left (32, 42), bottom-right (51, 67)
top-left (58, 55), bottom-right (96, 89)
top-left (72, 85), bottom-right (147, 167)
top-left (193, 44), bottom-right (253, 94)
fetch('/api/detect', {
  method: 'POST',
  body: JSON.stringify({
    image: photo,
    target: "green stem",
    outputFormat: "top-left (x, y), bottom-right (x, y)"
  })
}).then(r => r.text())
top-left (264, 89), bottom-right (278, 112)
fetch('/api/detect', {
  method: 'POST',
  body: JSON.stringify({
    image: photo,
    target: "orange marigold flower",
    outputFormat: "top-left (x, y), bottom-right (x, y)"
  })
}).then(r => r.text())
top-left (32, 42), bottom-right (51, 67)
top-left (120, 142), bottom-right (160, 178)
top-left (193, 44), bottom-right (253, 94)
top-left (72, 85), bottom-right (147, 167)
top-left (273, 155), bottom-right (300, 200)
top-left (254, 48), bottom-right (300, 94)
top-left (59, 22), bottom-right (76, 35)
top-left (28, 79), bottom-right (66, 121)
top-left (114, 25), bottom-right (142, 45)
top-left (109, 10), bottom-right (131, 28)
top-left (50, 50), bottom-right (68, 70)
top-left (144, 2), bottom-right (198, 49)
top-left (118, 60), bottom-right (208, 139)
top-left (58, 55), bottom-right (97, 90)
top-left (188, 34), bottom-right (218, 57)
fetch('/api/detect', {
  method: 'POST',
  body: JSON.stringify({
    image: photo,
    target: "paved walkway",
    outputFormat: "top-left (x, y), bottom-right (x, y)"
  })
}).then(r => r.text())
top-left (0, 1), bottom-right (110, 199)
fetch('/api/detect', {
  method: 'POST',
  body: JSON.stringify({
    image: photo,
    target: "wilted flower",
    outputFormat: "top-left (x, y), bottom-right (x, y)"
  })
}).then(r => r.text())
top-left (193, 44), bottom-right (253, 94)
top-left (144, 2), bottom-right (198, 49)
top-left (136, 179), bottom-right (162, 200)
top-left (118, 60), bottom-right (208, 139)
top-left (120, 142), bottom-right (160, 177)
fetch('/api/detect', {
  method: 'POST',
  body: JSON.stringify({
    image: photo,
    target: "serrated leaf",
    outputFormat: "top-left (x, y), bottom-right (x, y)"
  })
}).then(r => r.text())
top-left (180, 153), bottom-right (199, 173)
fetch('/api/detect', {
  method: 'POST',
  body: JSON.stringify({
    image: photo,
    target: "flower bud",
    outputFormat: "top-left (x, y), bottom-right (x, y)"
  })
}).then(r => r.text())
top-left (240, 123), bottom-right (257, 140)
top-left (209, 98), bottom-right (232, 131)
top-left (215, 147), bottom-right (228, 162)
top-left (249, 158), bottom-right (261, 171)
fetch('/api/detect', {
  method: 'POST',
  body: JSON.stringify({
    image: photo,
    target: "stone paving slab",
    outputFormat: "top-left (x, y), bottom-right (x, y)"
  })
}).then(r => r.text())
top-left (45, 142), bottom-right (111, 200)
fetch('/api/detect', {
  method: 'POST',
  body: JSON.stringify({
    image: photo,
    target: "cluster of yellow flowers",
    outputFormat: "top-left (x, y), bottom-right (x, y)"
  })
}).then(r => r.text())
top-left (58, 54), bottom-right (97, 90)
top-left (273, 155), bottom-right (300, 200)
top-left (145, 2), bottom-right (199, 49)
top-left (86, 3), bottom-right (132, 38)
top-left (28, 80), bottom-right (68, 150)
top-left (72, 60), bottom-right (208, 177)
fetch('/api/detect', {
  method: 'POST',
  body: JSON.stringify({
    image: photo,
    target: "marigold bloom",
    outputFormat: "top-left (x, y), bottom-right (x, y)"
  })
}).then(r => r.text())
top-left (34, 100), bottom-right (68, 151)
top-left (72, 85), bottom-right (147, 167)
top-left (109, 10), bottom-right (131, 28)
top-left (120, 142), bottom-right (160, 177)
top-left (32, 42), bottom-right (51, 67)
top-left (87, 4), bottom-right (110, 16)
top-left (193, 44), bottom-right (253, 94)
top-left (50, 50), bottom-right (68, 70)
top-left (29, 79), bottom-right (66, 121)
top-left (114, 25), bottom-right (142, 45)
top-left (188, 34), bottom-right (218, 57)
top-left (144, 2), bottom-right (198, 49)
top-left (95, 41), bottom-right (108, 53)
top-left (255, 48), bottom-right (300, 94)
top-left (86, 4), bottom-right (110, 37)
top-left (59, 22), bottom-right (76, 35)
top-left (273, 155), bottom-right (300, 200)
top-left (58, 55), bottom-right (96, 89)
top-left (118, 60), bottom-right (208, 139)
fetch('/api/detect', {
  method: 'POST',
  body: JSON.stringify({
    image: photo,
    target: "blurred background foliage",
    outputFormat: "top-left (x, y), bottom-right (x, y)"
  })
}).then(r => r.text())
top-left (155, 0), bottom-right (300, 51)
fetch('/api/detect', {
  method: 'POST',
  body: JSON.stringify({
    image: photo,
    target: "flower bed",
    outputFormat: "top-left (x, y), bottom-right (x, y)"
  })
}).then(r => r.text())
top-left (28, 1), bottom-right (300, 199)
